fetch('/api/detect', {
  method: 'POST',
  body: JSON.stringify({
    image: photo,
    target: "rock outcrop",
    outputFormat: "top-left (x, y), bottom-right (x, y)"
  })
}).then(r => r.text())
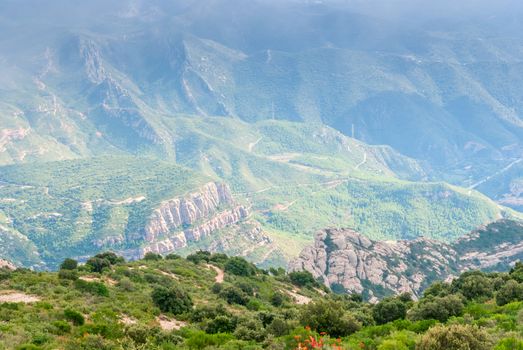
top-left (290, 220), bottom-right (523, 300)
top-left (0, 259), bottom-right (16, 270)
top-left (123, 182), bottom-right (250, 259)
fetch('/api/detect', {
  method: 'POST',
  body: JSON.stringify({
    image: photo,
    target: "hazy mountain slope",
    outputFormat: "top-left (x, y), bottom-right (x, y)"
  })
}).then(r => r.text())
top-left (0, 0), bottom-right (521, 202)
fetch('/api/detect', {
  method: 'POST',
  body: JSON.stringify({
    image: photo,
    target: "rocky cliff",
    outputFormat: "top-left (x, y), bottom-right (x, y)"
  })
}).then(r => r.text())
top-left (124, 182), bottom-right (250, 259)
top-left (290, 220), bottom-right (523, 301)
top-left (0, 259), bottom-right (15, 270)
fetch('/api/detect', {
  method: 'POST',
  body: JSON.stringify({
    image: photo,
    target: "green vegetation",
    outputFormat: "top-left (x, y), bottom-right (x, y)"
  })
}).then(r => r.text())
top-left (2, 252), bottom-right (523, 349)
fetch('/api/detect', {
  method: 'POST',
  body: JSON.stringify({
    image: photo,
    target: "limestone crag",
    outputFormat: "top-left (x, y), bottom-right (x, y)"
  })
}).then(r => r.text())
top-left (290, 220), bottom-right (523, 300)
top-left (122, 182), bottom-right (249, 259)
top-left (141, 206), bottom-right (249, 257)
top-left (0, 259), bottom-right (16, 270)
top-left (289, 228), bottom-right (459, 300)
top-left (144, 182), bottom-right (234, 241)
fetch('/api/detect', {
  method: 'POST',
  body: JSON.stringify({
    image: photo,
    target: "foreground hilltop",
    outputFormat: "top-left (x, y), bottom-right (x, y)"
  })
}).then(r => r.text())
top-left (290, 220), bottom-right (523, 300)
top-left (3, 250), bottom-right (523, 349)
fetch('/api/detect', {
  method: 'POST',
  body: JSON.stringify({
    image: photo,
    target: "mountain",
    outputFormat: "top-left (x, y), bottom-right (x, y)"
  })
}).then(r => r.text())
top-left (290, 220), bottom-right (523, 300)
top-left (0, 0), bottom-right (521, 206)
top-left (0, 0), bottom-right (522, 269)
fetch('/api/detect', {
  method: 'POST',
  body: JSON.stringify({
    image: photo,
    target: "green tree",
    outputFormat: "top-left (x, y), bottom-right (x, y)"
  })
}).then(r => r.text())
top-left (288, 271), bottom-right (319, 288)
top-left (496, 280), bottom-right (523, 306)
top-left (409, 294), bottom-right (463, 322)
top-left (151, 285), bottom-right (193, 315)
top-left (373, 298), bottom-right (407, 324)
top-left (60, 258), bottom-right (78, 270)
top-left (224, 257), bottom-right (255, 277)
top-left (64, 309), bottom-right (85, 325)
top-left (143, 252), bottom-right (163, 261)
top-left (299, 299), bottom-right (361, 337)
top-left (416, 324), bottom-right (491, 350)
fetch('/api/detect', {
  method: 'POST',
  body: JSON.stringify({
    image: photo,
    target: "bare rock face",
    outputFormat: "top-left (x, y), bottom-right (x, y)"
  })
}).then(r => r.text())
top-left (123, 182), bottom-right (249, 259)
top-left (144, 182), bottom-right (235, 241)
top-left (290, 220), bottom-right (523, 300)
top-left (0, 259), bottom-right (16, 270)
top-left (289, 228), bottom-right (459, 299)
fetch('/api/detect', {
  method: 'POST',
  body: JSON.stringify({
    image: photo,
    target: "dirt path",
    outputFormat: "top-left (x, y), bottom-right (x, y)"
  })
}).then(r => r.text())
top-left (0, 291), bottom-right (40, 303)
top-left (206, 264), bottom-right (224, 283)
top-left (157, 315), bottom-right (187, 331)
top-left (248, 137), bottom-right (263, 152)
top-left (354, 152), bottom-right (367, 170)
top-left (285, 289), bottom-right (312, 305)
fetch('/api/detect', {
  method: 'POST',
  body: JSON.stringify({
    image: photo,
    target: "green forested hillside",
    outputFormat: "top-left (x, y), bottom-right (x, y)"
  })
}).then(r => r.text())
top-left (2, 252), bottom-right (523, 349)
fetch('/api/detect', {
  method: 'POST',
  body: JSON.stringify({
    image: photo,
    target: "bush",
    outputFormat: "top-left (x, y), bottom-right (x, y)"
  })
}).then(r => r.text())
top-left (144, 252), bottom-right (163, 261)
top-left (300, 299), bottom-right (361, 337)
top-left (151, 285), bottom-right (193, 315)
top-left (288, 271), bottom-right (318, 288)
top-left (186, 251), bottom-right (211, 264)
top-left (60, 258), bottom-right (78, 270)
top-left (58, 269), bottom-right (78, 281)
top-left (219, 286), bottom-right (249, 305)
top-left (205, 315), bottom-right (238, 334)
top-left (64, 309), bottom-right (85, 326)
top-left (165, 254), bottom-right (181, 260)
top-left (74, 279), bottom-right (109, 297)
top-left (409, 294), bottom-right (463, 322)
top-left (224, 257), bottom-right (255, 277)
top-left (417, 324), bottom-right (491, 350)
top-left (85, 257), bottom-right (112, 273)
top-left (459, 275), bottom-right (494, 300)
top-left (373, 299), bottom-right (407, 324)
top-left (494, 338), bottom-right (523, 350)
top-left (51, 320), bottom-right (71, 335)
top-left (496, 280), bottom-right (523, 306)
top-left (233, 317), bottom-right (266, 342)
top-left (270, 292), bottom-right (285, 307)
top-left (95, 252), bottom-right (124, 265)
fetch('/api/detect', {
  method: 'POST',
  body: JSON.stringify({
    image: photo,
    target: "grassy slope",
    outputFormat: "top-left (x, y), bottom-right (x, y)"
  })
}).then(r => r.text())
top-left (0, 157), bottom-right (211, 268)
top-left (2, 254), bottom-right (523, 349)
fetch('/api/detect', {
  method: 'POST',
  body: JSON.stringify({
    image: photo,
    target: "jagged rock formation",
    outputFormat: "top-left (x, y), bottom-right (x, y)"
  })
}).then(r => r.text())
top-left (123, 182), bottom-right (250, 259)
top-left (290, 220), bottom-right (523, 301)
top-left (0, 259), bottom-right (15, 270)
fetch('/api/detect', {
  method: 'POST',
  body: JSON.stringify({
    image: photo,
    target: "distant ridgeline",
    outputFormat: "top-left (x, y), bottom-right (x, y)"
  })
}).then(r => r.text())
top-left (2, 249), bottom-right (523, 349)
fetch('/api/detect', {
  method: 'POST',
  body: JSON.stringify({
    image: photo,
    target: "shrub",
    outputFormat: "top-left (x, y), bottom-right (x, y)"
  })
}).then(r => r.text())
top-left (459, 275), bottom-right (494, 300)
top-left (496, 280), bottom-right (523, 306)
top-left (494, 338), bottom-right (523, 350)
top-left (219, 286), bottom-right (249, 305)
top-left (60, 258), bottom-right (78, 270)
top-left (373, 298), bottom-right (407, 324)
top-left (409, 294), bottom-right (463, 322)
top-left (58, 269), bottom-right (78, 281)
top-left (205, 315), bottom-right (238, 334)
top-left (144, 252), bottom-right (163, 261)
top-left (95, 252), bottom-right (125, 265)
top-left (51, 320), bottom-right (71, 335)
top-left (74, 279), bottom-right (109, 297)
top-left (416, 324), bottom-right (491, 350)
top-left (300, 299), bottom-right (361, 337)
top-left (270, 292), bottom-right (285, 307)
top-left (165, 254), bottom-right (181, 260)
top-left (233, 317), bottom-right (266, 342)
top-left (186, 251), bottom-right (211, 264)
top-left (288, 271), bottom-right (318, 288)
top-left (209, 253), bottom-right (229, 265)
top-left (85, 257), bottom-right (112, 273)
top-left (64, 309), bottom-right (85, 326)
top-left (151, 285), bottom-right (193, 315)
top-left (224, 257), bottom-right (255, 277)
